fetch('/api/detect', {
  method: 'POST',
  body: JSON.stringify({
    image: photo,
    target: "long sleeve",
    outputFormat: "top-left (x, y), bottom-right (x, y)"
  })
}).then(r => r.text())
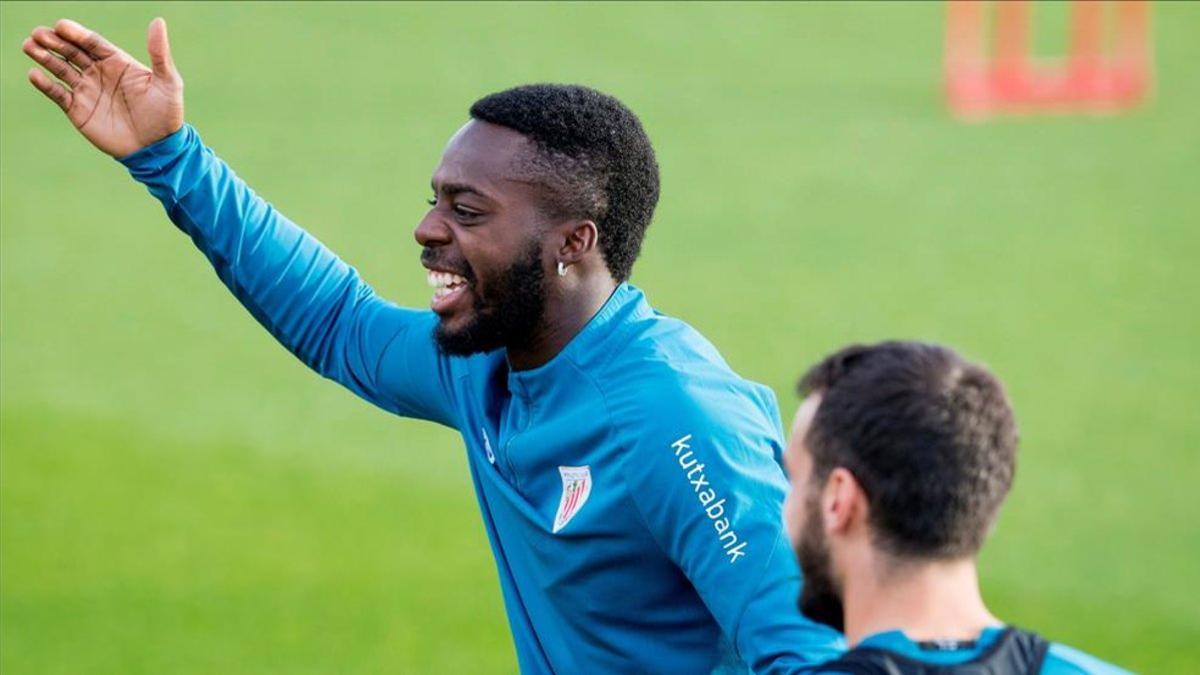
top-left (119, 125), bottom-right (460, 428)
top-left (620, 385), bottom-right (846, 674)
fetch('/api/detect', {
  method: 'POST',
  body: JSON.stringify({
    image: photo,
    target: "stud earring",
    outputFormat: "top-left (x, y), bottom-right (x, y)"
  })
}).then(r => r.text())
top-left (557, 261), bottom-right (568, 277)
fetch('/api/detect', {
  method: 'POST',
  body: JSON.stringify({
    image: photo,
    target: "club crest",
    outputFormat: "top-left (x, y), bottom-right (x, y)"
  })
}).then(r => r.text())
top-left (552, 466), bottom-right (592, 533)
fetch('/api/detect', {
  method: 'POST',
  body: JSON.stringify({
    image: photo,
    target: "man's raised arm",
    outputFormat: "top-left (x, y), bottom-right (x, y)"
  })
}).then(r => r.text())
top-left (23, 19), bottom-right (460, 428)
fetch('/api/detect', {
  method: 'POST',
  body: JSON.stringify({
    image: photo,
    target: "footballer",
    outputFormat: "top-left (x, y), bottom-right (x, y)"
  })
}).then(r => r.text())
top-left (24, 18), bottom-right (843, 673)
top-left (784, 342), bottom-right (1129, 674)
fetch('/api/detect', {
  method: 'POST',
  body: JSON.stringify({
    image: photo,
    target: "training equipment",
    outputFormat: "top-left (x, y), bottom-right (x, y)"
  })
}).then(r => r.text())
top-left (944, 0), bottom-right (1152, 118)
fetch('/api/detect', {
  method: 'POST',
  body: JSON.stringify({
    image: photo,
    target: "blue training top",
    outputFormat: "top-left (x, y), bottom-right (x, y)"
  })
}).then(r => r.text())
top-left (119, 125), bottom-right (845, 674)
top-left (830, 627), bottom-right (1130, 674)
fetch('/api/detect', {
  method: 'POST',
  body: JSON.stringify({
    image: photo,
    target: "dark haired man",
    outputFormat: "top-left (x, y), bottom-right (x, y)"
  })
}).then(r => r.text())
top-left (784, 342), bottom-right (1128, 674)
top-left (24, 18), bottom-right (843, 673)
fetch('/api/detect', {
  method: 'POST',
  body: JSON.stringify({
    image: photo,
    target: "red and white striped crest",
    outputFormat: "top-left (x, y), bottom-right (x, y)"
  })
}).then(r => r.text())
top-left (552, 466), bottom-right (592, 533)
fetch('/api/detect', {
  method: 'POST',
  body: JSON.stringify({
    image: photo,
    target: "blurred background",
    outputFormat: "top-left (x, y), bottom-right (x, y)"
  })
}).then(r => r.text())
top-left (2, 2), bottom-right (1197, 673)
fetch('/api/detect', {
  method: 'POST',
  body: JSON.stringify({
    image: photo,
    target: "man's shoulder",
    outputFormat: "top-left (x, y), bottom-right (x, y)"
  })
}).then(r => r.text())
top-left (598, 319), bottom-right (788, 504)
top-left (815, 630), bottom-right (1131, 675)
top-left (1041, 642), bottom-right (1131, 675)
top-left (595, 304), bottom-right (729, 374)
top-left (591, 307), bottom-right (777, 424)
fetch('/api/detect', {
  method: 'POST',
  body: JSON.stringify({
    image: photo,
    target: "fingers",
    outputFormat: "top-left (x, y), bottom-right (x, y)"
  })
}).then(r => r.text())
top-left (31, 26), bottom-right (94, 70)
top-left (53, 18), bottom-right (118, 60)
top-left (22, 37), bottom-right (82, 88)
top-left (28, 68), bottom-right (73, 112)
top-left (146, 17), bottom-right (178, 81)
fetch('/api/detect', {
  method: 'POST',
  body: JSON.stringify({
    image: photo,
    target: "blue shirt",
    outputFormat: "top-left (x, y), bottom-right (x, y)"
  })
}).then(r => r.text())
top-left (120, 125), bottom-right (845, 674)
top-left (829, 627), bottom-right (1129, 674)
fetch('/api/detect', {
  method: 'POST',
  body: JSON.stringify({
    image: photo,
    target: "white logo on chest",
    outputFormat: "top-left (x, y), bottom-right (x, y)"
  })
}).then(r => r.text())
top-left (552, 466), bottom-right (592, 533)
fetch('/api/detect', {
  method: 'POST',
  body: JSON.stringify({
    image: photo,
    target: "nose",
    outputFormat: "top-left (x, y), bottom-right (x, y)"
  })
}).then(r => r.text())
top-left (414, 210), bottom-right (452, 248)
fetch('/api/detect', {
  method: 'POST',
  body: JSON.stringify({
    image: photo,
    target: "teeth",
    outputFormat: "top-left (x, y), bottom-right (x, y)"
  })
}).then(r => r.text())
top-left (426, 270), bottom-right (467, 293)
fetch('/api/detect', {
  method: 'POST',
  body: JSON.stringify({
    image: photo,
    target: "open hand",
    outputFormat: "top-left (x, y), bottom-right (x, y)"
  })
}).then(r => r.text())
top-left (23, 18), bottom-right (184, 158)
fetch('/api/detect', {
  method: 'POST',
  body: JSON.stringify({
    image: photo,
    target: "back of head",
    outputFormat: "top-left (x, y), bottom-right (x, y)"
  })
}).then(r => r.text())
top-left (798, 341), bottom-right (1018, 559)
top-left (469, 84), bottom-right (660, 282)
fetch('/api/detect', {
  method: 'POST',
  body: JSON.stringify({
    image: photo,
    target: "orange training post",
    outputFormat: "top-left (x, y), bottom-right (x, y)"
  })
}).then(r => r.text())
top-left (944, 0), bottom-right (1152, 119)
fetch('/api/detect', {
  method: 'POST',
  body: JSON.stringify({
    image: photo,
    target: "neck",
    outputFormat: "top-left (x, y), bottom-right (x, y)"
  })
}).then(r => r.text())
top-left (842, 554), bottom-right (1000, 647)
top-left (506, 274), bottom-right (617, 371)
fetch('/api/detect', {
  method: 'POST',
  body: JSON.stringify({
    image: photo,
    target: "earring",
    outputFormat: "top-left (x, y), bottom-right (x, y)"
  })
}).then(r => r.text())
top-left (557, 261), bottom-right (568, 277)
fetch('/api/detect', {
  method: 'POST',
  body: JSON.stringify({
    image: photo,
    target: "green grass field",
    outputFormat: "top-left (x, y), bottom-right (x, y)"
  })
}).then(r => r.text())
top-left (2, 2), bottom-right (1198, 672)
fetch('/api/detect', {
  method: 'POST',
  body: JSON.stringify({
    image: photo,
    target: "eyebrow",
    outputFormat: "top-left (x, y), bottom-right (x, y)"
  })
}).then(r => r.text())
top-left (431, 181), bottom-right (493, 201)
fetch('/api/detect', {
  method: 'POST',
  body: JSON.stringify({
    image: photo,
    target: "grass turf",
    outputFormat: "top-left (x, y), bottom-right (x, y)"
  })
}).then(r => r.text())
top-left (3, 2), bottom-right (1198, 672)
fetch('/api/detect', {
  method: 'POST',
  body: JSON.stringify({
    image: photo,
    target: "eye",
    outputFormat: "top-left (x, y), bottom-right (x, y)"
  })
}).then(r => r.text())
top-left (454, 205), bottom-right (483, 220)
top-left (426, 198), bottom-right (437, 206)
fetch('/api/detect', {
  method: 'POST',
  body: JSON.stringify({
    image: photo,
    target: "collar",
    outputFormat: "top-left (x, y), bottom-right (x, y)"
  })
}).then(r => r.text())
top-left (858, 626), bottom-right (1007, 661)
top-left (506, 283), bottom-right (649, 400)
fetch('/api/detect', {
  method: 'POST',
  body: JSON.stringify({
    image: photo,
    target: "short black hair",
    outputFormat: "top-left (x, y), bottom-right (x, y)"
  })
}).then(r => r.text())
top-left (469, 84), bottom-right (660, 282)
top-left (797, 341), bottom-right (1018, 560)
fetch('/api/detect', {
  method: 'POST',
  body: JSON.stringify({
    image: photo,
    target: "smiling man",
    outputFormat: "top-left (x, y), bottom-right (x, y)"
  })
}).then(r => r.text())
top-left (24, 18), bottom-right (844, 673)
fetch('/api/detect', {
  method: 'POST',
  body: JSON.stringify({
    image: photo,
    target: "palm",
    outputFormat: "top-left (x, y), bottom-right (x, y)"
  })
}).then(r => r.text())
top-left (71, 57), bottom-right (181, 156)
top-left (24, 19), bottom-right (184, 158)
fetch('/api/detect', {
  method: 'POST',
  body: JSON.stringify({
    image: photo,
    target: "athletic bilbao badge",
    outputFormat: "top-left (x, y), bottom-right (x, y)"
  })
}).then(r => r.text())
top-left (552, 466), bottom-right (592, 533)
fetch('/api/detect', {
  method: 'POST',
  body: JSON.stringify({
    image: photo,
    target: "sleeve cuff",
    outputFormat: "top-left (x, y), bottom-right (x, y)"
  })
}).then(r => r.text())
top-left (117, 124), bottom-right (194, 174)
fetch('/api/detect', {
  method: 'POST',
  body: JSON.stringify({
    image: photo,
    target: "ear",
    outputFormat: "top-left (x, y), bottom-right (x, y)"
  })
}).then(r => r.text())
top-left (556, 219), bottom-right (599, 266)
top-left (820, 467), bottom-right (867, 536)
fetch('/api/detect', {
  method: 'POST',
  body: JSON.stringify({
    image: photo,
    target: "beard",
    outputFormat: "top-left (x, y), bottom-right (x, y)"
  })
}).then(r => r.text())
top-left (433, 239), bottom-right (548, 356)
top-left (796, 502), bottom-right (846, 632)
